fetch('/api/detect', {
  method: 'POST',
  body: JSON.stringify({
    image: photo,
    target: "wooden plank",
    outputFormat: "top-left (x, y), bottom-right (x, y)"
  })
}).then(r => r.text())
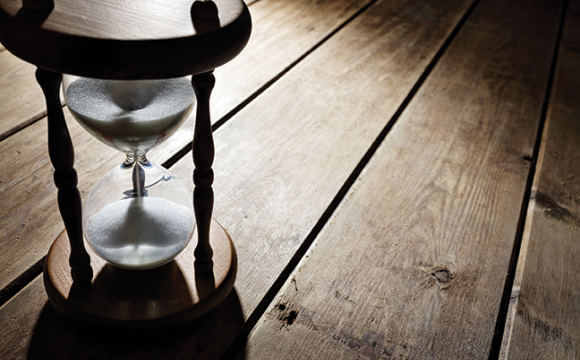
top-left (238, 0), bottom-right (565, 358)
top-left (209, 0), bottom-right (373, 122)
top-left (0, 0), bottom-right (372, 294)
top-left (500, 0), bottom-right (580, 358)
top-left (0, 277), bottom-right (49, 360)
top-left (0, 0), bottom-right (475, 358)
top-left (0, 51), bottom-right (46, 140)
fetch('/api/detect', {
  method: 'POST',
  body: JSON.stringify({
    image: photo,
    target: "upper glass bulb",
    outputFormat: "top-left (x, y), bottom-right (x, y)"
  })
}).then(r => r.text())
top-left (63, 76), bottom-right (195, 153)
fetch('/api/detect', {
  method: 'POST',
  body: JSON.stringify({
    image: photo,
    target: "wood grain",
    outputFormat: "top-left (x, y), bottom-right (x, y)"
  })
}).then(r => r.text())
top-left (0, 0), bottom-right (372, 294)
top-left (173, 0), bottom-right (476, 320)
top-left (238, 0), bottom-right (564, 358)
top-left (209, 0), bottom-right (372, 122)
top-left (1, 0), bottom-right (242, 40)
top-left (500, 0), bottom-right (580, 358)
top-left (0, 0), bottom-right (475, 358)
top-left (0, 50), bottom-right (47, 140)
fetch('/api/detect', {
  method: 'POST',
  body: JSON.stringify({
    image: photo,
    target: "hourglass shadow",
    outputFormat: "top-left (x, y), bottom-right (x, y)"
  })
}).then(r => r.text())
top-left (68, 261), bottom-right (197, 323)
top-left (27, 287), bottom-right (247, 360)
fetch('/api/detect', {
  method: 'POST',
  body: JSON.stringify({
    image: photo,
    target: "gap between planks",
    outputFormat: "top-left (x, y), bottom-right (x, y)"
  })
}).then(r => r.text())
top-left (498, 0), bottom-right (577, 358)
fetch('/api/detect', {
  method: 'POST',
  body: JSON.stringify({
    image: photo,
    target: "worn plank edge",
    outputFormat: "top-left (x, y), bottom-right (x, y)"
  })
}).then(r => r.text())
top-left (0, 256), bottom-right (44, 308)
top-left (0, 108), bottom-right (49, 142)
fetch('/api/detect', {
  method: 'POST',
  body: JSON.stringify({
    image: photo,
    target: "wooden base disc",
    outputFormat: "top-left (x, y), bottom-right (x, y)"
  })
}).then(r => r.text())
top-left (44, 218), bottom-right (236, 329)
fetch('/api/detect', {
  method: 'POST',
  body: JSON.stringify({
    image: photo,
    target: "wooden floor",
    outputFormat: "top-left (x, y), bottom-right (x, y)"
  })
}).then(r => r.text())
top-left (1, 0), bottom-right (579, 358)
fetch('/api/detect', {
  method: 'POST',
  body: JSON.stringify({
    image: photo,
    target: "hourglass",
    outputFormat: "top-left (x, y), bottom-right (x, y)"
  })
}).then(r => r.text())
top-left (0, 0), bottom-right (251, 327)
top-left (62, 76), bottom-right (196, 270)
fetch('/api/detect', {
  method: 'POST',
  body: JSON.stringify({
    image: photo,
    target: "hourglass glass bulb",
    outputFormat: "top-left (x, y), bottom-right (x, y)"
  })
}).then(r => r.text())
top-left (63, 76), bottom-right (195, 153)
top-left (62, 75), bottom-right (196, 270)
top-left (83, 156), bottom-right (195, 269)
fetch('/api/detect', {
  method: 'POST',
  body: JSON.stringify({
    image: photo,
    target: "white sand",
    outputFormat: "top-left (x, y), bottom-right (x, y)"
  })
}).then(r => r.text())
top-left (65, 77), bottom-right (194, 151)
top-left (85, 197), bottom-right (194, 269)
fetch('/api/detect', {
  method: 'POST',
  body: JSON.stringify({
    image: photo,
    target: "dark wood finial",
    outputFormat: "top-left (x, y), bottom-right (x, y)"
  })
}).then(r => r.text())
top-left (192, 71), bottom-right (216, 273)
top-left (191, 0), bottom-right (220, 35)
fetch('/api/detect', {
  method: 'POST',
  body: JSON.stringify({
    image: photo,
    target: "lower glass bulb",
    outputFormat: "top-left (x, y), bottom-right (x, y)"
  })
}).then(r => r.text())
top-left (82, 157), bottom-right (194, 270)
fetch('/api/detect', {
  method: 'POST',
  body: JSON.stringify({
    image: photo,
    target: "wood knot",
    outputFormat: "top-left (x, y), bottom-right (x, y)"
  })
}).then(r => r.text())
top-left (274, 303), bottom-right (299, 328)
top-left (432, 268), bottom-right (452, 284)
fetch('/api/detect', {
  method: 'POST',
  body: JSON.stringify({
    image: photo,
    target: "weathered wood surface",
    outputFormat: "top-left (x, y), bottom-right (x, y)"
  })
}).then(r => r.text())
top-left (0, 0), bottom-right (372, 294)
top-left (1, 0), bottom-right (577, 359)
top-left (0, 51), bottom-right (45, 140)
top-left (0, 0), bottom-right (477, 358)
top-left (173, 0), bottom-right (475, 321)
top-left (238, 0), bottom-right (565, 358)
top-left (500, 0), bottom-right (580, 358)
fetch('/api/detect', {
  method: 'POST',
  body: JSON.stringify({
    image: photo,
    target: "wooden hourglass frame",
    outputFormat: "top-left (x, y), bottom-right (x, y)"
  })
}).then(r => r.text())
top-left (0, 0), bottom-right (251, 327)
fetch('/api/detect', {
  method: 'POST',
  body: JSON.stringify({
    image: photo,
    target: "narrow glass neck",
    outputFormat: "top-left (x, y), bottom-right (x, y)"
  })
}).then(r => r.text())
top-left (124, 151), bottom-right (149, 166)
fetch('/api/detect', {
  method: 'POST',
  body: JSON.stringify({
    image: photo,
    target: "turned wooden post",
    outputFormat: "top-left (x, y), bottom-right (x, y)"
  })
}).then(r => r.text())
top-left (36, 68), bottom-right (93, 284)
top-left (192, 71), bottom-right (216, 273)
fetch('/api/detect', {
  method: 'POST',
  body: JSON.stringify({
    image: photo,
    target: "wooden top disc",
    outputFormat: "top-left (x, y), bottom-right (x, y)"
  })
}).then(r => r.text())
top-left (0, 0), bottom-right (251, 79)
